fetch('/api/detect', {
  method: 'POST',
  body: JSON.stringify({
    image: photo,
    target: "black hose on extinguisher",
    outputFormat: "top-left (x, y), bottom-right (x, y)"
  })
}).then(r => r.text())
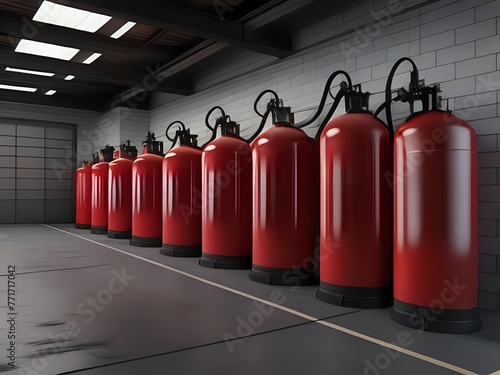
top-left (373, 57), bottom-right (420, 139)
top-left (247, 89), bottom-right (280, 143)
top-left (296, 70), bottom-right (353, 129)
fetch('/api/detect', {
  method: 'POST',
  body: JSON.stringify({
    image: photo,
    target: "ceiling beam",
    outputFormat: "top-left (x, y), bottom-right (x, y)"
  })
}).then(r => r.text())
top-left (0, 70), bottom-right (120, 95)
top-left (59, 0), bottom-right (291, 58)
top-left (0, 91), bottom-right (109, 111)
top-left (109, 40), bottom-right (225, 107)
top-left (243, 0), bottom-right (316, 32)
top-left (0, 10), bottom-right (177, 58)
top-left (0, 47), bottom-right (193, 95)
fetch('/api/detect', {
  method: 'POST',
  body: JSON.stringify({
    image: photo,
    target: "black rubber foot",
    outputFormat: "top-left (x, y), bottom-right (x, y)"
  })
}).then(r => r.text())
top-left (107, 230), bottom-right (132, 239)
top-left (90, 225), bottom-right (107, 235)
top-left (160, 243), bottom-right (201, 257)
top-left (75, 223), bottom-right (91, 229)
top-left (316, 282), bottom-right (392, 309)
top-left (130, 236), bottom-right (161, 247)
top-left (390, 299), bottom-right (482, 334)
top-left (248, 264), bottom-right (318, 286)
top-left (199, 253), bottom-right (251, 269)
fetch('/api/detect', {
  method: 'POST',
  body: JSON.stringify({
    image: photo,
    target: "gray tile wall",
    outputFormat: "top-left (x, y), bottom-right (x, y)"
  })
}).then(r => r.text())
top-left (149, 0), bottom-right (500, 311)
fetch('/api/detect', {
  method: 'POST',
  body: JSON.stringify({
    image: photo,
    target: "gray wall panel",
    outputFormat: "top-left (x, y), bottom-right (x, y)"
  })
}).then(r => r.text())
top-left (45, 200), bottom-right (72, 223)
top-left (0, 169), bottom-right (15, 178)
top-left (16, 137), bottom-right (45, 147)
top-left (0, 178), bottom-right (15, 189)
top-left (17, 179), bottom-right (44, 190)
top-left (0, 146), bottom-right (15, 156)
top-left (46, 127), bottom-right (73, 140)
top-left (17, 190), bottom-right (44, 199)
top-left (0, 200), bottom-right (15, 223)
top-left (17, 125), bottom-right (44, 138)
top-left (17, 157), bottom-right (44, 169)
top-left (0, 124), bottom-right (16, 136)
top-left (17, 147), bottom-right (45, 157)
top-left (16, 200), bottom-right (44, 223)
top-left (1, 157), bottom-right (15, 167)
top-left (0, 136), bottom-right (15, 146)
top-left (0, 190), bottom-right (15, 200)
top-left (17, 169), bottom-right (44, 178)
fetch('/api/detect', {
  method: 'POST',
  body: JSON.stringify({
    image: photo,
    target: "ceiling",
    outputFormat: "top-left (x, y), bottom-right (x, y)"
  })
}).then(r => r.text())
top-left (0, 0), bottom-right (359, 112)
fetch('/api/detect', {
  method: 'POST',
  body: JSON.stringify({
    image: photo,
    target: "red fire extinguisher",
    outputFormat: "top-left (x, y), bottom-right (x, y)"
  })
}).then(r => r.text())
top-left (75, 160), bottom-right (93, 229)
top-left (316, 71), bottom-right (393, 308)
top-left (108, 141), bottom-right (138, 239)
top-left (131, 132), bottom-right (164, 247)
top-left (199, 107), bottom-right (253, 269)
top-left (161, 122), bottom-right (203, 257)
top-left (385, 57), bottom-right (481, 333)
top-left (249, 90), bottom-right (319, 285)
top-left (90, 145), bottom-right (115, 234)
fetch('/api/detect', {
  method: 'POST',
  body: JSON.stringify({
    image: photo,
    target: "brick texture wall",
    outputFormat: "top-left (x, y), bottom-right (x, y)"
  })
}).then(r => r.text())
top-left (149, 0), bottom-right (500, 312)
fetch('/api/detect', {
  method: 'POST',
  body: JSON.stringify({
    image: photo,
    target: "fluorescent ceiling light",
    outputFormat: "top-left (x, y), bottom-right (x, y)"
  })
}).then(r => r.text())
top-left (110, 21), bottom-right (136, 39)
top-left (16, 39), bottom-right (80, 61)
top-left (45, 90), bottom-right (57, 96)
top-left (5, 67), bottom-right (55, 77)
top-left (33, 1), bottom-right (111, 33)
top-left (0, 84), bottom-right (37, 93)
top-left (82, 53), bottom-right (102, 64)
top-left (64, 75), bottom-right (75, 81)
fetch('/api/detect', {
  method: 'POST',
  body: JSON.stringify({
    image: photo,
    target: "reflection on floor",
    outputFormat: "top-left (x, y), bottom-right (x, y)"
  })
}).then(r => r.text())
top-left (0, 224), bottom-right (498, 375)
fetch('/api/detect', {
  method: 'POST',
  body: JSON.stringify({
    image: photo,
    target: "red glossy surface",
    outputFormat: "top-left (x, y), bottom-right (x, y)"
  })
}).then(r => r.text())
top-left (163, 145), bottom-right (202, 246)
top-left (91, 162), bottom-right (109, 229)
top-left (108, 158), bottom-right (133, 233)
top-left (75, 164), bottom-right (92, 226)
top-left (252, 124), bottom-right (315, 268)
top-left (202, 135), bottom-right (252, 257)
top-left (394, 110), bottom-right (478, 309)
top-left (132, 154), bottom-right (163, 238)
top-left (320, 112), bottom-right (392, 287)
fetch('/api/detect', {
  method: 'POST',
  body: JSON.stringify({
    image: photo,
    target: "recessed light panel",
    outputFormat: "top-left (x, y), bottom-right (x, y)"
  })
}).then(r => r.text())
top-left (110, 22), bottom-right (136, 39)
top-left (15, 39), bottom-right (80, 61)
top-left (0, 84), bottom-right (37, 93)
top-left (33, 1), bottom-right (111, 33)
top-left (5, 67), bottom-right (55, 77)
top-left (82, 53), bottom-right (102, 64)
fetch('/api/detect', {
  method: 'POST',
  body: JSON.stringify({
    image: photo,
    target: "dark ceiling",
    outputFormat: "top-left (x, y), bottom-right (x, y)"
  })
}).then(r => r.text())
top-left (0, 0), bottom-right (358, 112)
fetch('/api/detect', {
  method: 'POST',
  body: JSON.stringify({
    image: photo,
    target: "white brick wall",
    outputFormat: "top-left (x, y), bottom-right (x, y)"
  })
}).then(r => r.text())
top-left (147, 0), bottom-right (500, 311)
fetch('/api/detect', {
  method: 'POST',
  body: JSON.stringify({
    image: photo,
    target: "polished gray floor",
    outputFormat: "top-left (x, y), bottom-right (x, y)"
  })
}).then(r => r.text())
top-left (0, 224), bottom-right (499, 375)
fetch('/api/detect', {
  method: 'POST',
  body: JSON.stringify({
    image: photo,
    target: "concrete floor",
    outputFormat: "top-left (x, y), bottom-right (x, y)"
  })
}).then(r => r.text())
top-left (0, 224), bottom-right (499, 375)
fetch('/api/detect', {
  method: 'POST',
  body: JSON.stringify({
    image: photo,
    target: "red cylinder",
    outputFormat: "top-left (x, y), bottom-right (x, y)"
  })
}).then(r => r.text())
top-left (75, 161), bottom-right (92, 229)
top-left (131, 154), bottom-right (163, 246)
top-left (250, 124), bottom-right (316, 285)
top-left (108, 158), bottom-right (133, 239)
top-left (391, 109), bottom-right (481, 333)
top-left (199, 135), bottom-right (252, 269)
top-left (161, 144), bottom-right (202, 256)
top-left (91, 162), bottom-right (109, 234)
top-left (317, 112), bottom-right (392, 308)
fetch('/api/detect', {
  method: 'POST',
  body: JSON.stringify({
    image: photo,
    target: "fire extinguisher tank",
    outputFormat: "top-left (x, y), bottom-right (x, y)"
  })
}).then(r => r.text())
top-left (391, 109), bottom-right (481, 333)
top-left (250, 124), bottom-right (316, 285)
top-left (160, 121), bottom-right (202, 257)
top-left (75, 161), bottom-right (92, 229)
top-left (91, 163), bottom-right (109, 234)
top-left (108, 158), bottom-right (134, 239)
top-left (199, 111), bottom-right (252, 269)
top-left (131, 133), bottom-right (163, 247)
top-left (91, 145), bottom-right (115, 234)
top-left (317, 111), bottom-right (392, 308)
top-left (161, 125), bottom-right (202, 257)
top-left (108, 142), bottom-right (137, 239)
